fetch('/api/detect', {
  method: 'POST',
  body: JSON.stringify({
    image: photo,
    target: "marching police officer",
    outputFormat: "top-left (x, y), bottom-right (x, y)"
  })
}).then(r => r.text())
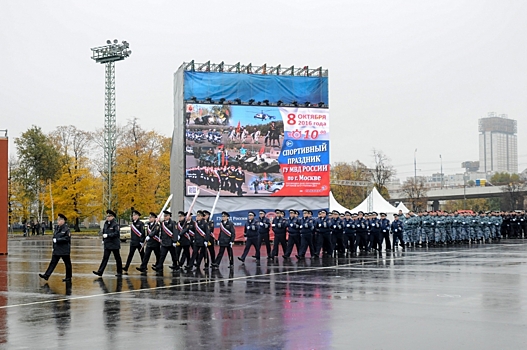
top-left (136, 212), bottom-right (161, 273)
top-left (270, 209), bottom-right (288, 260)
top-left (212, 211), bottom-right (236, 269)
top-left (203, 210), bottom-right (216, 268)
top-left (153, 210), bottom-right (179, 274)
top-left (257, 210), bottom-right (272, 258)
top-left (39, 213), bottom-right (72, 282)
top-left (315, 209), bottom-right (332, 257)
top-left (296, 209), bottom-right (315, 259)
top-left (391, 214), bottom-right (405, 250)
top-left (93, 209), bottom-right (123, 277)
top-left (379, 213), bottom-right (391, 251)
top-left (187, 210), bottom-right (210, 270)
top-left (283, 210), bottom-right (301, 259)
top-left (239, 211), bottom-right (260, 262)
top-left (176, 211), bottom-right (193, 268)
top-left (355, 211), bottom-right (370, 253)
top-left (123, 209), bottom-right (145, 273)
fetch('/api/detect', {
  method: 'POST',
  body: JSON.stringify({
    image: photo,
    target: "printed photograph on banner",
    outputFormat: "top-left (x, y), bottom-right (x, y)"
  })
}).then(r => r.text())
top-left (184, 103), bottom-right (329, 197)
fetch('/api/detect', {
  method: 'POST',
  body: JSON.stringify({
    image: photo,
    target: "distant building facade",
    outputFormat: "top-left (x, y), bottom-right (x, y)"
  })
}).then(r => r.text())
top-left (479, 112), bottom-right (518, 173)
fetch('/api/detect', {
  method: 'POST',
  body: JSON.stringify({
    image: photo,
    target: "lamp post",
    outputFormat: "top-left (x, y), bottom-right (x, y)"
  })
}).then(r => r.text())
top-left (91, 39), bottom-right (131, 210)
top-left (463, 171), bottom-right (468, 209)
top-left (414, 149), bottom-right (417, 183)
top-left (440, 154), bottom-right (443, 189)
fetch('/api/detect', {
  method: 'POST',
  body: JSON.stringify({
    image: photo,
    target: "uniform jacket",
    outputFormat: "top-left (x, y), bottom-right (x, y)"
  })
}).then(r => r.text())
top-left (287, 216), bottom-right (301, 235)
top-left (103, 219), bottom-right (120, 250)
top-left (160, 218), bottom-right (176, 247)
top-left (218, 220), bottom-right (236, 246)
top-left (272, 217), bottom-right (288, 235)
top-left (53, 223), bottom-right (71, 255)
top-left (146, 221), bottom-right (161, 248)
top-left (130, 219), bottom-right (145, 247)
top-left (244, 218), bottom-right (259, 238)
top-left (194, 219), bottom-right (210, 245)
top-left (315, 217), bottom-right (331, 234)
top-left (300, 217), bottom-right (314, 234)
top-left (257, 216), bottom-right (271, 235)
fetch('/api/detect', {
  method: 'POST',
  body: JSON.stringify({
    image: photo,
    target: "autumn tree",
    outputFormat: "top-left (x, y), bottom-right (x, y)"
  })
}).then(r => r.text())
top-left (371, 149), bottom-right (395, 198)
top-left (401, 177), bottom-right (428, 211)
top-left (113, 119), bottom-right (171, 218)
top-left (44, 126), bottom-right (102, 231)
top-left (13, 126), bottom-right (60, 222)
top-left (330, 161), bottom-right (371, 209)
top-left (490, 172), bottom-right (526, 210)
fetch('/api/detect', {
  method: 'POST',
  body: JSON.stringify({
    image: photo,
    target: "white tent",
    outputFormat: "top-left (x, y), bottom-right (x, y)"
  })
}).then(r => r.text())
top-left (329, 191), bottom-right (351, 213)
top-left (349, 187), bottom-right (398, 214)
top-left (396, 201), bottom-right (410, 214)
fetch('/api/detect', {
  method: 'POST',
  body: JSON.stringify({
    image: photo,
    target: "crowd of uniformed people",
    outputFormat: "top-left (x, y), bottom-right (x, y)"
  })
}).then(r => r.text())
top-left (38, 207), bottom-right (527, 281)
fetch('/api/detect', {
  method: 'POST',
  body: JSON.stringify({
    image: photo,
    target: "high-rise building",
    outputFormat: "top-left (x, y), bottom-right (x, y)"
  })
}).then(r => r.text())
top-left (479, 112), bottom-right (518, 173)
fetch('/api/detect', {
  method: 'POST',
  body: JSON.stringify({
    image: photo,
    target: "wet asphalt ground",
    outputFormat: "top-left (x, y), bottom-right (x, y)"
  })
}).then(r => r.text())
top-left (1, 237), bottom-right (527, 349)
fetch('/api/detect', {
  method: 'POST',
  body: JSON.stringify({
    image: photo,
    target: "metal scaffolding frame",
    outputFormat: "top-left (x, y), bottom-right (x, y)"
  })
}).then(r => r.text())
top-left (91, 40), bottom-right (131, 210)
top-left (181, 61), bottom-right (328, 77)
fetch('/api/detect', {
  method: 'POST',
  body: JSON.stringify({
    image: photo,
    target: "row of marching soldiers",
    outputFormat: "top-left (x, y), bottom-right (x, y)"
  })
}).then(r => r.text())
top-left (129, 209), bottom-right (236, 275)
top-left (399, 210), bottom-right (527, 246)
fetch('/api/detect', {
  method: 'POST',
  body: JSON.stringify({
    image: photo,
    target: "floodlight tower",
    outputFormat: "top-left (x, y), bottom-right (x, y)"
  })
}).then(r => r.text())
top-left (91, 39), bottom-right (131, 209)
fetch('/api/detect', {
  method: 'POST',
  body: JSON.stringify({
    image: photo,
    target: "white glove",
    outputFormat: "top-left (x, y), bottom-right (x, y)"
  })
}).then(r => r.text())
top-left (53, 238), bottom-right (57, 243)
top-left (140, 242), bottom-right (144, 247)
top-left (229, 242), bottom-right (233, 247)
top-left (333, 225), bottom-right (336, 229)
top-left (204, 242), bottom-right (208, 247)
top-left (173, 243), bottom-right (177, 247)
top-left (247, 226), bottom-right (250, 229)
top-left (290, 223), bottom-right (294, 227)
top-left (318, 224), bottom-right (322, 227)
top-left (145, 236), bottom-right (150, 241)
top-left (177, 235), bottom-right (180, 241)
top-left (103, 234), bottom-right (108, 238)
top-left (272, 224), bottom-right (275, 227)
top-left (299, 225), bottom-right (303, 228)
top-left (259, 222), bottom-right (264, 226)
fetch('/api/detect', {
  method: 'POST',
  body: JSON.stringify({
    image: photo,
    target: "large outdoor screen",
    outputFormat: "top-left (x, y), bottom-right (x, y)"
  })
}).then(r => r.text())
top-left (184, 103), bottom-right (329, 197)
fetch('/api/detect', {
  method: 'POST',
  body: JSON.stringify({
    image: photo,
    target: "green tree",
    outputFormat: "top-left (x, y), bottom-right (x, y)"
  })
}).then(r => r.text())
top-left (330, 161), bottom-right (371, 209)
top-left (490, 172), bottom-right (526, 210)
top-left (14, 126), bottom-right (60, 221)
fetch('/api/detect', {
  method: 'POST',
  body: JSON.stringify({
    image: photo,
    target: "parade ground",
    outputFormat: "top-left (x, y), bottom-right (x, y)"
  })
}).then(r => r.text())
top-left (1, 238), bottom-right (527, 349)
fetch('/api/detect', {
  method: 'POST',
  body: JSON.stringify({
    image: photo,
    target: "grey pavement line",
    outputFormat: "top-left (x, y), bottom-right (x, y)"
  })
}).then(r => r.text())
top-left (0, 243), bottom-right (518, 310)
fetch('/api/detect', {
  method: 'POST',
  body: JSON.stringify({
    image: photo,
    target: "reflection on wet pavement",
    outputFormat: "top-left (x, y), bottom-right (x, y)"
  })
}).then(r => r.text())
top-left (2, 238), bottom-right (527, 349)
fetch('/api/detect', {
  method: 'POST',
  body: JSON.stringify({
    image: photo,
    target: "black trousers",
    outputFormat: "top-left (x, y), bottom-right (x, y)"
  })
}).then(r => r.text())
top-left (139, 245), bottom-right (160, 270)
top-left (124, 244), bottom-right (144, 270)
top-left (393, 232), bottom-right (404, 249)
top-left (215, 245), bottom-right (234, 266)
top-left (241, 236), bottom-right (261, 260)
top-left (315, 233), bottom-right (332, 256)
top-left (332, 232), bottom-right (345, 255)
top-left (344, 233), bottom-right (356, 255)
top-left (207, 244), bottom-right (216, 265)
top-left (189, 244), bottom-right (208, 267)
top-left (382, 231), bottom-right (392, 250)
top-left (271, 234), bottom-right (287, 257)
top-left (284, 234), bottom-right (301, 257)
top-left (357, 232), bottom-right (369, 251)
top-left (260, 233), bottom-right (272, 256)
top-left (44, 254), bottom-right (72, 278)
top-left (155, 245), bottom-right (178, 270)
top-left (97, 249), bottom-right (122, 274)
top-left (298, 233), bottom-right (315, 257)
top-left (176, 245), bottom-right (191, 266)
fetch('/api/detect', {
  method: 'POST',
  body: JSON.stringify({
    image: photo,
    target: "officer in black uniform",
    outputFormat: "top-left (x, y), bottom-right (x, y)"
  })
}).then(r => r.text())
top-left (203, 210), bottom-right (216, 268)
top-left (93, 209), bottom-right (123, 277)
top-left (391, 214), bottom-right (405, 250)
top-left (379, 213), bottom-right (392, 251)
top-left (235, 166), bottom-right (245, 196)
top-left (153, 210), bottom-right (179, 274)
top-left (342, 211), bottom-right (356, 256)
top-left (369, 212), bottom-right (382, 252)
top-left (123, 210), bottom-right (145, 273)
top-left (283, 210), bottom-right (301, 259)
top-left (176, 211), bottom-right (192, 268)
top-left (228, 165), bottom-right (237, 193)
top-left (212, 211), bottom-right (236, 269)
top-left (136, 212), bottom-right (161, 273)
top-left (257, 210), bottom-right (272, 258)
top-left (270, 209), bottom-right (287, 260)
top-left (329, 210), bottom-right (344, 257)
top-left (355, 211), bottom-right (370, 253)
top-left (187, 210), bottom-right (210, 270)
top-left (39, 213), bottom-right (72, 282)
top-left (296, 209), bottom-right (315, 259)
top-left (314, 209), bottom-right (332, 257)
top-left (238, 211), bottom-right (260, 262)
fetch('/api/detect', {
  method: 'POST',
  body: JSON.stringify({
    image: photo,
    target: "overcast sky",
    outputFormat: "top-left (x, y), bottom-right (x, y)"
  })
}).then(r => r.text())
top-left (1, 0), bottom-right (526, 181)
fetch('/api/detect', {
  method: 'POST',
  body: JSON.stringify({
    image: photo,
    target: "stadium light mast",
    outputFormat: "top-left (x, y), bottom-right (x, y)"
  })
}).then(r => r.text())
top-left (91, 39), bottom-right (131, 210)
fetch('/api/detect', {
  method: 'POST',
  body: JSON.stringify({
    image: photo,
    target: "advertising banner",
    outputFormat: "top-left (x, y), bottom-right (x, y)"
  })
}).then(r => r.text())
top-left (185, 104), bottom-right (329, 197)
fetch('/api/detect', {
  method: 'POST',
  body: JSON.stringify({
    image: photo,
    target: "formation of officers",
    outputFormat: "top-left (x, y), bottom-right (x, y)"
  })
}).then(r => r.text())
top-left (38, 208), bottom-right (527, 281)
top-left (187, 165), bottom-right (245, 196)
